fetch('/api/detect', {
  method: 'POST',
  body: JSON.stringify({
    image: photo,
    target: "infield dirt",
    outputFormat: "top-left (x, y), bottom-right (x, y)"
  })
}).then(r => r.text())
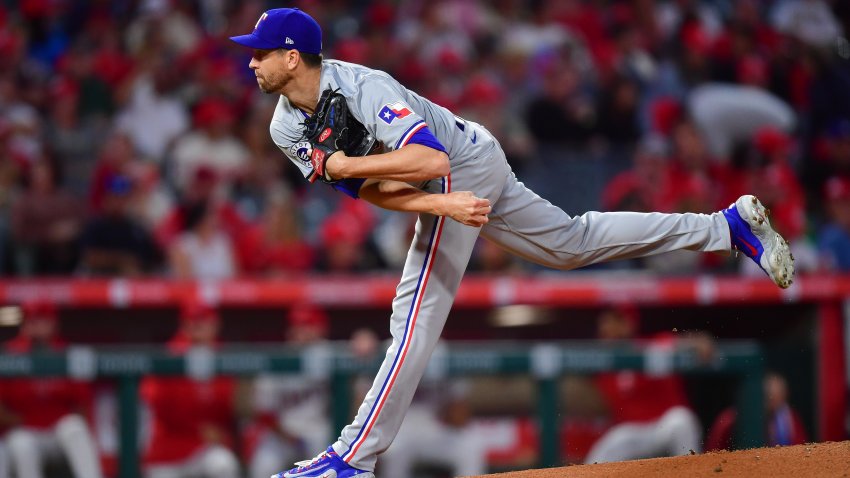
top-left (469, 440), bottom-right (850, 478)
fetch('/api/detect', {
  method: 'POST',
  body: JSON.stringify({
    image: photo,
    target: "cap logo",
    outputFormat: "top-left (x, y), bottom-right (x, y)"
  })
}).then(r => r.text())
top-left (255, 12), bottom-right (268, 30)
top-left (285, 37), bottom-right (294, 45)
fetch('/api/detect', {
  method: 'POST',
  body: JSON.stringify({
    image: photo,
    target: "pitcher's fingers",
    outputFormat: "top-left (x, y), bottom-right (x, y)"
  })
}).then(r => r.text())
top-left (474, 205), bottom-right (491, 215)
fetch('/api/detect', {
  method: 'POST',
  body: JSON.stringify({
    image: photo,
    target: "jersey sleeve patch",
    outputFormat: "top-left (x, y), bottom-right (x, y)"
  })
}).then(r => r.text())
top-left (378, 102), bottom-right (413, 124)
top-left (354, 75), bottom-right (426, 151)
top-left (288, 141), bottom-right (312, 166)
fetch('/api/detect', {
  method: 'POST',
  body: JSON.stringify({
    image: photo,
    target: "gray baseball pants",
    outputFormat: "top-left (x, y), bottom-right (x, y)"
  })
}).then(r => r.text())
top-left (333, 133), bottom-right (731, 471)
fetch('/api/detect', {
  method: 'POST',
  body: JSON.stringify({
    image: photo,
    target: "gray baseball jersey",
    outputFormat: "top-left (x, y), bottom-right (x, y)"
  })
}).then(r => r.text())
top-left (270, 60), bottom-right (486, 191)
top-left (270, 60), bottom-right (732, 472)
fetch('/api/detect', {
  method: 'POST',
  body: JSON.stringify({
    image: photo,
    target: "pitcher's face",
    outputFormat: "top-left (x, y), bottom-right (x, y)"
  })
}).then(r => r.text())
top-left (249, 49), bottom-right (292, 94)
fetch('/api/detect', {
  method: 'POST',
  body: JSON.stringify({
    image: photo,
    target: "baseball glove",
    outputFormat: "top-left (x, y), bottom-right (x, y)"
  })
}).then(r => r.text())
top-left (302, 87), bottom-right (378, 184)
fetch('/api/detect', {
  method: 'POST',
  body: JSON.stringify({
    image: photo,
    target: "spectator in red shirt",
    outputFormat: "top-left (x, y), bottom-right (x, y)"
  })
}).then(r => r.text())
top-left (169, 99), bottom-right (249, 195)
top-left (0, 300), bottom-right (104, 478)
top-left (666, 120), bottom-right (730, 213)
top-left (154, 165), bottom-right (249, 254)
top-left (602, 135), bottom-right (671, 213)
top-left (584, 306), bottom-right (704, 463)
top-left (88, 131), bottom-right (138, 214)
top-left (236, 189), bottom-right (315, 275)
top-left (705, 372), bottom-right (807, 450)
top-left (140, 301), bottom-right (239, 478)
top-left (315, 199), bottom-right (384, 273)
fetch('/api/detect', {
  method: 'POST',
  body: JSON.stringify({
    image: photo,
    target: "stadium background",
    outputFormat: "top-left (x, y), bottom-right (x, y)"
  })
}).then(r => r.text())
top-left (0, 0), bottom-right (849, 477)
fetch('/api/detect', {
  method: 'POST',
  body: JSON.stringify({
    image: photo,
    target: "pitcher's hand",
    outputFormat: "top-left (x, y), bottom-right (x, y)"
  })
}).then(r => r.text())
top-left (437, 191), bottom-right (491, 227)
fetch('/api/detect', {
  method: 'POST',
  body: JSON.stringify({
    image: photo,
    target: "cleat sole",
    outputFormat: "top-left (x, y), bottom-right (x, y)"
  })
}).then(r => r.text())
top-left (736, 195), bottom-right (795, 289)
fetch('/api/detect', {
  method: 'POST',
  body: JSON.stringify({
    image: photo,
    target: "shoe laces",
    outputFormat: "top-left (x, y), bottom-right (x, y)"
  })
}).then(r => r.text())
top-left (293, 450), bottom-right (332, 470)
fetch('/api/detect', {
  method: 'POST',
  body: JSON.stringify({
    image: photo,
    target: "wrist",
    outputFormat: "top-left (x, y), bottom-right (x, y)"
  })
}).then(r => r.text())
top-left (428, 194), bottom-right (446, 217)
top-left (328, 152), bottom-right (349, 179)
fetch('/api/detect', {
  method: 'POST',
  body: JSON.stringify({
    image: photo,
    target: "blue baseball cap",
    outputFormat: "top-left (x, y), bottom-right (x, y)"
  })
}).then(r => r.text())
top-left (230, 8), bottom-right (322, 54)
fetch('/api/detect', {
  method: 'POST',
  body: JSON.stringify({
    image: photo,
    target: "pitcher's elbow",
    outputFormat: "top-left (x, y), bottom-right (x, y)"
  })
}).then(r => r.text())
top-left (430, 151), bottom-right (450, 178)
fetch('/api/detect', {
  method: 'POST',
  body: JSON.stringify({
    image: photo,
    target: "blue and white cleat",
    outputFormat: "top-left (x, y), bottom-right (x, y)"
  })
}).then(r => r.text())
top-left (721, 194), bottom-right (795, 289)
top-left (273, 446), bottom-right (375, 478)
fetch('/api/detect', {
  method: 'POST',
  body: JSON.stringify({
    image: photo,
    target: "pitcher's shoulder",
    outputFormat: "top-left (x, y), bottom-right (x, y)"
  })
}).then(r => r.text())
top-left (323, 60), bottom-right (399, 92)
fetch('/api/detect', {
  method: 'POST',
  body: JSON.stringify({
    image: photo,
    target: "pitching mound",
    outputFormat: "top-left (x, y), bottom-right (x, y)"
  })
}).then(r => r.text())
top-left (471, 441), bottom-right (850, 478)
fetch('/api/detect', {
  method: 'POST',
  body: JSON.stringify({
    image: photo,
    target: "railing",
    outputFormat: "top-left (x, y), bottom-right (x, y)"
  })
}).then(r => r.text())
top-left (0, 274), bottom-right (840, 307)
top-left (0, 341), bottom-right (765, 477)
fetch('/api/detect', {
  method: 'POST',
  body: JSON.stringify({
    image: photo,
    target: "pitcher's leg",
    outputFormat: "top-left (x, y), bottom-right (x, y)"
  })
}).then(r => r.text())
top-left (333, 183), bottom-right (482, 471)
top-left (482, 173), bottom-right (730, 270)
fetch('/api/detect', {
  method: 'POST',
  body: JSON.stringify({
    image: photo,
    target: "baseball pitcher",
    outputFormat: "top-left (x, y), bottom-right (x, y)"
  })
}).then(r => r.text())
top-left (230, 8), bottom-right (794, 478)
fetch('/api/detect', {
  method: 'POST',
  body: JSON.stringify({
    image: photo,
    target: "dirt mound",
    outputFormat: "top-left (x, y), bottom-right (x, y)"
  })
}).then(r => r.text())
top-left (471, 441), bottom-right (850, 478)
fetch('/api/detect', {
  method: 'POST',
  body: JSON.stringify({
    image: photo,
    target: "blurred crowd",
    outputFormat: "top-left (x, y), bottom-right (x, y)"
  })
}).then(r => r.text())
top-left (2, 0), bottom-right (850, 278)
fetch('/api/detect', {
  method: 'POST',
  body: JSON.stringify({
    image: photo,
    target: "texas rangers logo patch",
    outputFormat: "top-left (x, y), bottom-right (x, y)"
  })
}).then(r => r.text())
top-left (378, 102), bottom-right (412, 124)
top-left (289, 141), bottom-right (312, 165)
